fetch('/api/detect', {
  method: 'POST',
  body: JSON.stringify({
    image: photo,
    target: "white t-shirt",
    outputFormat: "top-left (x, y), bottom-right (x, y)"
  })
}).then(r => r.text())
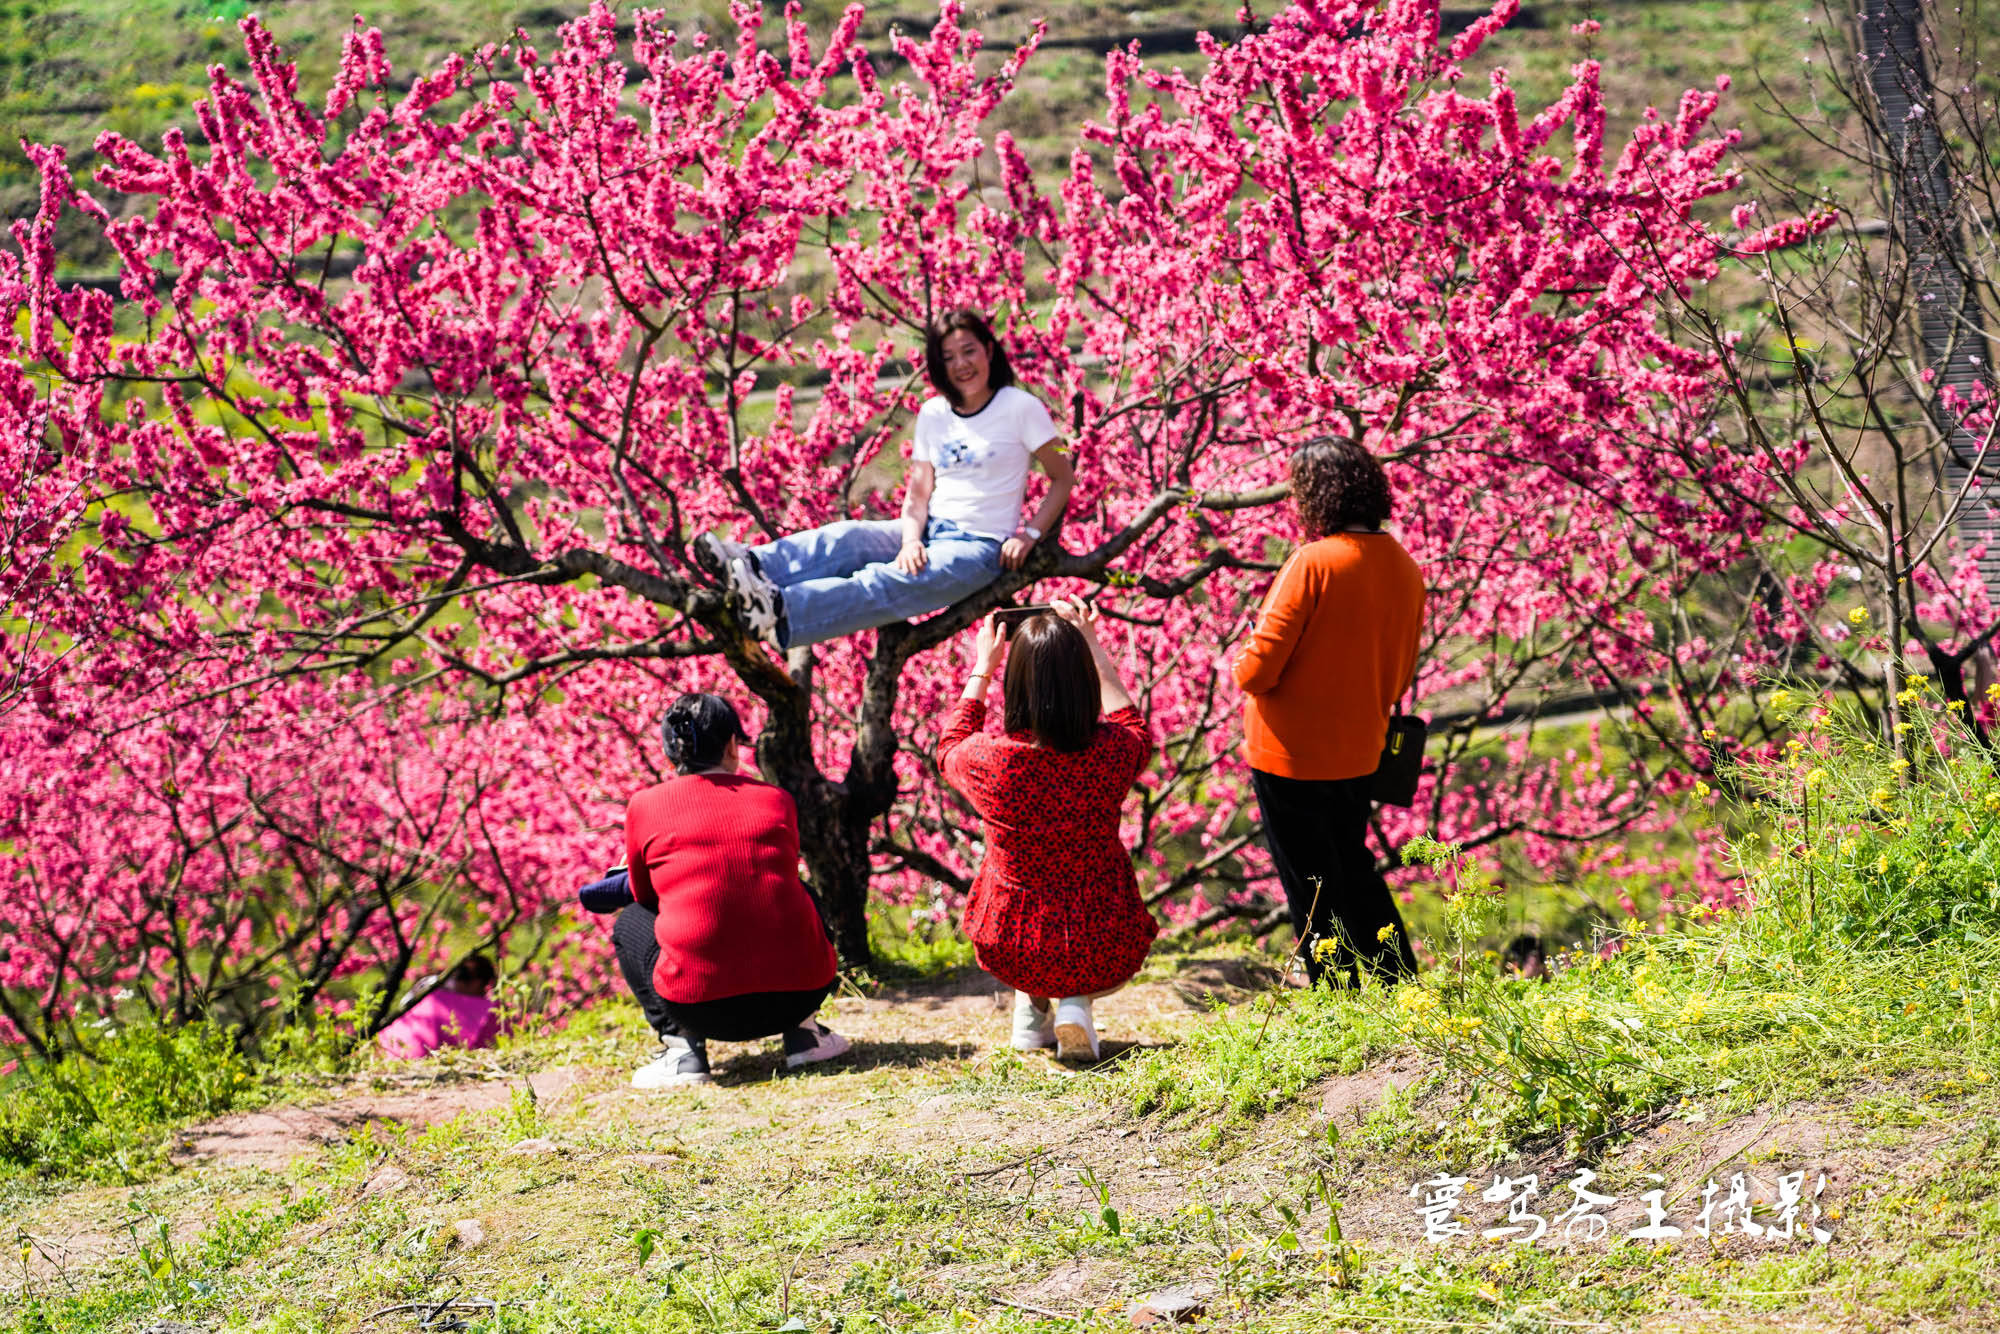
top-left (910, 386), bottom-right (1060, 541)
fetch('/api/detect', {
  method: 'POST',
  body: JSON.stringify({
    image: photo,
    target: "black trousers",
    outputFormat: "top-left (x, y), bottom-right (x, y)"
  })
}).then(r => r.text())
top-left (1250, 768), bottom-right (1420, 987)
top-left (612, 903), bottom-right (833, 1042)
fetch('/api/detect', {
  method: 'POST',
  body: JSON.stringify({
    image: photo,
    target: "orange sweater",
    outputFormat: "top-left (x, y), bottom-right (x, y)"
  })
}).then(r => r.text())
top-left (1233, 532), bottom-right (1425, 780)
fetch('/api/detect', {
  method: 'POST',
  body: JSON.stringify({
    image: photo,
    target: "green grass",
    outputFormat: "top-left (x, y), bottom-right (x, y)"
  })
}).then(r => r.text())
top-left (0, 1020), bottom-right (252, 1184)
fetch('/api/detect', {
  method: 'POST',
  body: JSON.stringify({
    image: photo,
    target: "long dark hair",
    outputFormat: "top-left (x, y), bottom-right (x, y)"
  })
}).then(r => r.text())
top-left (661, 692), bottom-right (750, 774)
top-left (924, 308), bottom-right (1015, 409)
top-left (1002, 614), bottom-right (1099, 753)
top-left (1290, 436), bottom-right (1393, 540)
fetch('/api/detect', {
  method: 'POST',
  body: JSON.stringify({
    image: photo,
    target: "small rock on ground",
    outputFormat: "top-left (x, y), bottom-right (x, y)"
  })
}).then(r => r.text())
top-left (361, 1164), bottom-right (410, 1197)
top-left (1130, 1286), bottom-right (1207, 1326)
top-left (505, 1136), bottom-right (562, 1155)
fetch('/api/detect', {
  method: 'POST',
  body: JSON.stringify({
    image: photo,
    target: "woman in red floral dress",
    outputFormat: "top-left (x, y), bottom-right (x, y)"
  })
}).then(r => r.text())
top-left (939, 598), bottom-right (1158, 1061)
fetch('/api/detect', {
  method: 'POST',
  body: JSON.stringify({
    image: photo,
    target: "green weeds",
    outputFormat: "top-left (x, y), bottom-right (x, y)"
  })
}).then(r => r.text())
top-left (0, 1021), bottom-right (250, 1183)
top-left (1113, 984), bottom-right (1399, 1144)
top-left (1377, 679), bottom-right (2000, 1162)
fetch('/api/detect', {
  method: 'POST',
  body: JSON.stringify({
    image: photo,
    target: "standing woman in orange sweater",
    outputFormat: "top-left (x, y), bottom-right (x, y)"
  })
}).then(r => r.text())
top-left (1233, 437), bottom-right (1425, 986)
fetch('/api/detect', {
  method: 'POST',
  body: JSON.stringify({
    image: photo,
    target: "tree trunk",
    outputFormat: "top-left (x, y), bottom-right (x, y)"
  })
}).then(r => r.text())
top-left (1859, 0), bottom-right (2000, 595)
top-left (745, 636), bottom-right (895, 973)
top-left (797, 797), bottom-right (878, 968)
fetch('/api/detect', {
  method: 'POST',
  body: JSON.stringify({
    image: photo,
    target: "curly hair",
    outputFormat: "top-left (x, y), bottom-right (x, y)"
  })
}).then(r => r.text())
top-left (1289, 436), bottom-right (1393, 540)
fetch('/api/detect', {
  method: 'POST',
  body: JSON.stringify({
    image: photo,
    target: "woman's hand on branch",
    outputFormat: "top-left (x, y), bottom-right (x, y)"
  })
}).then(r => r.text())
top-left (999, 535), bottom-right (1034, 570)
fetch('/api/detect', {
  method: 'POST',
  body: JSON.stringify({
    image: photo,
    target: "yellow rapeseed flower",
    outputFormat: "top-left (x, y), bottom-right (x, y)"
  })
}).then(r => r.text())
top-left (1805, 768), bottom-right (1829, 788)
top-left (1849, 606), bottom-right (1870, 626)
top-left (1871, 787), bottom-right (1894, 806)
top-left (1376, 924), bottom-right (1398, 943)
top-left (1694, 780), bottom-right (1712, 799)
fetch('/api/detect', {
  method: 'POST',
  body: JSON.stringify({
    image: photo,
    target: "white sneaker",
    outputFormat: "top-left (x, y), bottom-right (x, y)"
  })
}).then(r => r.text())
top-left (1053, 998), bottom-right (1100, 1062)
top-left (690, 531), bottom-right (749, 583)
top-left (1011, 992), bottom-right (1056, 1050)
top-left (631, 1035), bottom-right (712, 1089)
top-left (782, 1018), bottom-right (851, 1070)
top-left (728, 556), bottom-right (785, 643)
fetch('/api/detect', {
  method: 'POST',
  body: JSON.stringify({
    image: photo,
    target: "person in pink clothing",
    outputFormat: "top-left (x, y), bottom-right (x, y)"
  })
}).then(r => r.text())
top-left (377, 955), bottom-right (501, 1059)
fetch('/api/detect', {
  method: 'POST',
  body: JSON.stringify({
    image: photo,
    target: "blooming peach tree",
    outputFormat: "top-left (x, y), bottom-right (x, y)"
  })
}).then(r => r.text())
top-left (2, 0), bottom-right (1800, 1037)
top-left (0, 681), bottom-right (619, 1054)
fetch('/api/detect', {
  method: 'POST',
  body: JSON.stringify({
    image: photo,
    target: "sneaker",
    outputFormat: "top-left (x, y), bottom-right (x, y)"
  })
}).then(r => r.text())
top-left (782, 1018), bottom-right (851, 1070)
top-left (728, 556), bottom-right (785, 644)
top-left (631, 1035), bottom-right (712, 1089)
top-left (1011, 992), bottom-right (1056, 1051)
top-left (1053, 998), bottom-right (1100, 1063)
top-left (690, 532), bottom-right (756, 583)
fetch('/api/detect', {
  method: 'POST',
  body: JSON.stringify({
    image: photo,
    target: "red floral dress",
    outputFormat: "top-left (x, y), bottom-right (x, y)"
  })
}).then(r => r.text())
top-left (938, 699), bottom-right (1160, 998)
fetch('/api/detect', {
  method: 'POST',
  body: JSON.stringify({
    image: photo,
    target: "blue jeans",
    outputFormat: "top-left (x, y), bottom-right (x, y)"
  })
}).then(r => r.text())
top-left (752, 518), bottom-right (1003, 648)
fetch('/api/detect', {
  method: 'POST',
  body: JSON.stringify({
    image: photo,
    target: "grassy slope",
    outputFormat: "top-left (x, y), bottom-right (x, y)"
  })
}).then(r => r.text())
top-left (6, 942), bottom-right (1997, 1334)
top-left (0, 0), bottom-right (1895, 228)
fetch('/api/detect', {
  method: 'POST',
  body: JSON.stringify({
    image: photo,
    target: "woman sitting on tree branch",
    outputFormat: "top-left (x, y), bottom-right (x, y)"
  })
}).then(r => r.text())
top-left (695, 309), bottom-right (1074, 647)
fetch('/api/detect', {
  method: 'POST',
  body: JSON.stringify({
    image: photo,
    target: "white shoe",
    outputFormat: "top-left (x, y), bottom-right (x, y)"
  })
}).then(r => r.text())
top-left (631, 1035), bottom-right (712, 1089)
top-left (1011, 992), bottom-right (1056, 1050)
top-left (690, 531), bottom-right (749, 583)
top-left (1053, 998), bottom-right (1100, 1062)
top-left (728, 556), bottom-right (784, 643)
top-left (782, 1018), bottom-right (851, 1070)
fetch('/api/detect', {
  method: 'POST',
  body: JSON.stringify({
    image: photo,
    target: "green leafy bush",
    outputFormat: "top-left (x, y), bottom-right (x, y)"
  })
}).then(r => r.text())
top-left (1384, 683), bottom-right (2000, 1158)
top-left (1732, 679), bottom-right (2000, 946)
top-left (0, 1020), bottom-right (251, 1182)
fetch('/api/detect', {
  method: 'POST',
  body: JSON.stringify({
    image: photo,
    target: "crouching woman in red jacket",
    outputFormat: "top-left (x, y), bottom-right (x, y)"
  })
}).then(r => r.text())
top-left (940, 599), bottom-right (1159, 1062)
top-left (616, 693), bottom-right (850, 1089)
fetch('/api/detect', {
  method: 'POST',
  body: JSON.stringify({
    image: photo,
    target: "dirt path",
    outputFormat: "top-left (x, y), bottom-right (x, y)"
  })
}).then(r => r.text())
top-left (160, 956), bottom-right (1282, 1171)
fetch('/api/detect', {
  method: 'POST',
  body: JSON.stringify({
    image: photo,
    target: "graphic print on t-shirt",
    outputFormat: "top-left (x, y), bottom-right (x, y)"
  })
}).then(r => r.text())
top-left (932, 427), bottom-right (982, 472)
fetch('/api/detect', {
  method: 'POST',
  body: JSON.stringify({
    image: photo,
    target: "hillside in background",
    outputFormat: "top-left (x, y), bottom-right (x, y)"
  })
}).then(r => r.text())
top-left (0, 0), bottom-right (1901, 268)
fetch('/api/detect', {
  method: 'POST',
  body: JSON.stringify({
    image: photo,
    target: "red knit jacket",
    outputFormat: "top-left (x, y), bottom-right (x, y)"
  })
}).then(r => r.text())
top-left (624, 773), bottom-right (838, 1004)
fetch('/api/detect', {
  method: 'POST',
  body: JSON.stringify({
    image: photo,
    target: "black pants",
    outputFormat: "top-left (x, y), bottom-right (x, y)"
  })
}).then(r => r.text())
top-left (1251, 768), bottom-right (1420, 987)
top-left (612, 903), bottom-right (833, 1042)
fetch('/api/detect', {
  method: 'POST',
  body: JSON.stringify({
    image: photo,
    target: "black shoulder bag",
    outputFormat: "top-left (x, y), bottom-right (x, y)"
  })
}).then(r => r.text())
top-left (1368, 686), bottom-right (1427, 808)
